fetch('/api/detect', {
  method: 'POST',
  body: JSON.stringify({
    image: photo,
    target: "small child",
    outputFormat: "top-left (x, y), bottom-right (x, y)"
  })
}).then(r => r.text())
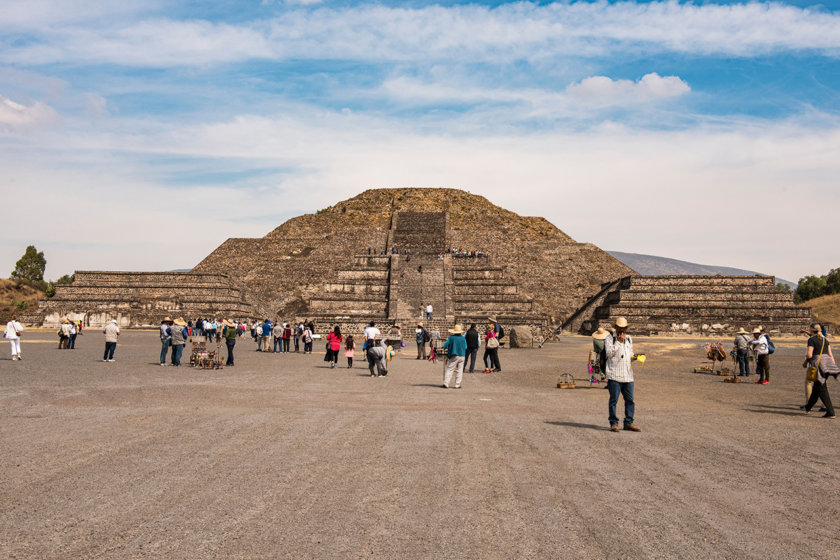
top-left (345, 335), bottom-right (355, 368)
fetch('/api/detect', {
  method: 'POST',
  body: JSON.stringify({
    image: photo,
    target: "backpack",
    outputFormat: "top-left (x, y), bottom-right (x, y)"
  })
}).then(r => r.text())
top-left (765, 335), bottom-right (775, 355)
top-left (422, 329), bottom-right (430, 343)
top-left (497, 324), bottom-right (505, 340)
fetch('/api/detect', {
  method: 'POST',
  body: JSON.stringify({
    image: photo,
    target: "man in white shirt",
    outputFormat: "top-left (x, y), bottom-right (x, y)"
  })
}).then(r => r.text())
top-left (604, 317), bottom-right (640, 432)
top-left (749, 327), bottom-right (771, 385)
top-left (363, 321), bottom-right (380, 351)
top-left (426, 304), bottom-right (433, 321)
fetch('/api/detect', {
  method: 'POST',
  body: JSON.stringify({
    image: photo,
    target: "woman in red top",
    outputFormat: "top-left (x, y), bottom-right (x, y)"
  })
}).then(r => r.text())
top-left (483, 324), bottom-right (501, 373)
top-left (326, 326), bottom-right (343, 368)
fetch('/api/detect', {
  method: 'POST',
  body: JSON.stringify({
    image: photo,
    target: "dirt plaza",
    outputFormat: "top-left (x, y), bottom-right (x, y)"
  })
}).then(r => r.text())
top-left (1, 330), bottom-right (838, 559)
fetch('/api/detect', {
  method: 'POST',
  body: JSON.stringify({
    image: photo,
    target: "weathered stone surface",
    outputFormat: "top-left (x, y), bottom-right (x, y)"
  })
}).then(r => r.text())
top-left (509, 326), bottom-right (533, 348)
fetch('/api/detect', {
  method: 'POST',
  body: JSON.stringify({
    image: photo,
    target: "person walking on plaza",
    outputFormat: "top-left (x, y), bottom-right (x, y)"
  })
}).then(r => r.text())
top-left (168, 317), bottom-right (188, 366)
top-left (465, 323), bottom-right (480, 373)
top-left (802, 323), bottom-right (837, 418)
top-left (326, 326), bottom-right (343, 368)
top-left (734, 327), bottom-right (751, 376)
top-left (4, 314), bottom-right (23, 360)
top-left (442, 324), bottom-right (467, 389)
top-left (272, 321), bottom-right (284, 353)
top-left (223, 319), bottom-right (237, 366)
top-left (604, 317), bottom-right (641, 432)
top-left (415, 322), bottom-right (428, 360)
top-left (68, 320), bottom-right (77, 349)
top-left (345, 334), bottom-right (355, 368)
top-left (750, 327), bottom-right (771, 384)
top-left (159, 317), bottom-right (173, 366)
top-left (58, 319), bottom-right (72, 349)
top-left (102, 319), bottom-right (120, 362)
top-left (294, 323), bottom-right (302, 352)
top-left (363, 321), bottom-right (380, 351)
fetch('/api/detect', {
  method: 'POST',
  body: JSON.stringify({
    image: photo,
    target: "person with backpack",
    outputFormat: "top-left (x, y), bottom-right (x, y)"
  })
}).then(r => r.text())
top-left (415, 322), bottom-right (429, 360)
top-left (604, 317), bottom-right (641, 432)
top-left (749, 327), bottom-right (771, 384)
top-left (302, 324), bottom-right (313, 354)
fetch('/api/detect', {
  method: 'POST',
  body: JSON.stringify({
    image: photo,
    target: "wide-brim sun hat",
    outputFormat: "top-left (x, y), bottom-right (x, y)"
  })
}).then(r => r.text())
top-left (592, 327), bottom-right (609, 340)
top-left (736, 327), bottom-right (748, 335)
top-left (752, 328), bottom-right (761, 334)
top-left (62, 318), bottom-right (70, 324)
top-left (449, 324), bottom-right (465, 335)
top-left (386, 345), bottom-right (395, 361)
top-left (417, 322), bottom-right (423, 327)
top-left (223, 319), bottom-right (235, 327)
top-left (487, 317), bottom-right (497, 323)
top-left (173, 317), bottom-right (187, 326)
top-left (614, 317), bottom-right (629, 328)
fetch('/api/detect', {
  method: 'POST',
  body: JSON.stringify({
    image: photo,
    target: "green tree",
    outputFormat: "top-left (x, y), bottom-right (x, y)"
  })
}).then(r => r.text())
top-left (10, 245), bottom-right (46, 286)
top-left (775, 282), bottom-right (791, 293)
top-left (795, 275), bottom-right (827, 304)
top-left (824, 268), bottom-right (840, 295)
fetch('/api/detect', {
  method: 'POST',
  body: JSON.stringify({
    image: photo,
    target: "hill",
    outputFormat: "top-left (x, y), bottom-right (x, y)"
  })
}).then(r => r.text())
top-left (608, 251), bottom-right (797, 289)
top-left (0, 279), bottom-right (45, 323)
top-left (802, 293), bottom-right (840, 328)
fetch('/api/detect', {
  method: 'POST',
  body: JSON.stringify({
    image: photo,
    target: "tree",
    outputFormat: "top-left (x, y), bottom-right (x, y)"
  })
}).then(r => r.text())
top-left (775, 282), bottom-right (791, 293)
top-left (824, 268), bottom-right (840, 295)
top-left (795, 275), bottom-right (826, 304)
top-left (10, 245), bottom-right (46, 286)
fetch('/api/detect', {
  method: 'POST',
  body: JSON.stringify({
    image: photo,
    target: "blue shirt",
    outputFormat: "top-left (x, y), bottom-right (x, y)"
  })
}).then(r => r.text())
top-left (443, 334), bottom-right (467, 357)
top-left (262, 323), bottom-right (272, 336)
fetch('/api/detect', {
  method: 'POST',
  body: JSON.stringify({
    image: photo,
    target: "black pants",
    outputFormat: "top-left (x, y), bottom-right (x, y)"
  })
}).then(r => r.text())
top-left (488, 348), bottom-right (501, 371)
top-left (283, 338), bottom-right (290, 352)
top-left (806, 379), bottom-right (834, 415)
top-left (226, 338), bottom-right (236, 365)
top-left (757, 354), bottom-right (770, 382)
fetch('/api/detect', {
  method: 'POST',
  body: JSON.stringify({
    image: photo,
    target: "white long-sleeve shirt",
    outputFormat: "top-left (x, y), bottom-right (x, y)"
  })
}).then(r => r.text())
top-left (604, 333), bottom-right (634, 383)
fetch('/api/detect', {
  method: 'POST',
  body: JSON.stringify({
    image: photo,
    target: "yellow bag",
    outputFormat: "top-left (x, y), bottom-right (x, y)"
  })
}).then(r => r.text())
top-left (806, 366), bottom-right (819, 383)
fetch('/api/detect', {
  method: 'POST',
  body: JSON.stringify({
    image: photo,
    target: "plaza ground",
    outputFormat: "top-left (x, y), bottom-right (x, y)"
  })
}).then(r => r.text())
top-left (1, 330), bottom-right (838, 559)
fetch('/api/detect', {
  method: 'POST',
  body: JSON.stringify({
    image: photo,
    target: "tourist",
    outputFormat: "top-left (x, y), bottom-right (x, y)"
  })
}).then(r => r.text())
top-left (68, 320), bottom-right (77, 349)
top-left (4, 314), bottom-right (23, 361)
top-left (326, 326), bottom-right (342, 368)
top-left (168, 317), bottom-right (188, 366)
top-left (345, 335), bottom-right (355, 368)
top-left (415, 322), bottom-right (428, 360)
top-left (604, 317), bottom-right (641, 432)
top-left (272, 321), bottom-right (284, 353)
top-left (302, 324), bottom-right (313, 354)
top-left (426, 303), bottom-right (433, 321)
top-left (159, 316), bottom-right (173, 366)
top-left (283, 322), bottom-right (292, 352)
top-left (802, 323), bottom-right (837, 418)
top-left (484, 321), bottom-right (502, 373)
top-left (591, 327), bottom-right (609, 385)
top-left (294, 323), bottom-right (302, 352)
top-left (465, 323), bottom-right (480, 373)
top-left (734, 327), bottom-right (751, 376)
top-left (223, 319), bottom-right (237, 366)
top-left (387, 323), bottom-right (402, 350)
top-left (442, 324), bottom-right (467, 389)
top-left (750, 327), bottom-right (770, 384)
top-left (261, 319), bottom-right (272, 352)
top-left (366, 341), bottom-right (391, 377)
top-left (58, 319), bottom-right (72, 349)
top-left (102, 319), bottom-right (120, 362)
top-left (77, 320), bottom-right (83, 336)
top-left (253, 320), bottom-right (261, 350)
top-left (363, 321), bottom-right (380, 351)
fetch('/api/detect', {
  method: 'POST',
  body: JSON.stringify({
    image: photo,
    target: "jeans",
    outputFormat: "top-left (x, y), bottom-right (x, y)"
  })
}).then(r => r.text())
top-left (160, 339), bottom-right (170, 364)
top-left (304, 341), bottom-right (313, 353)
top-left (736, 349), bottom-right (750, 375)
top-left (294, 335), bottom-right (300, 352)
top-left (608, 380), bottom-right (635, 426)
top-left (103, 342), bottom-right (116, 360)
top-left (171, 344), bottom-right (184, 366)
top-left (426, 311), bottom-right (432, 320)
top-left (467, 348), bottom-right (478, 372)
top-left (274, 336), bottom-right (283, 352)
top-left (69, 333), bottom-right (77, 349)
top-left (226, 338), bottom-right (236, 365)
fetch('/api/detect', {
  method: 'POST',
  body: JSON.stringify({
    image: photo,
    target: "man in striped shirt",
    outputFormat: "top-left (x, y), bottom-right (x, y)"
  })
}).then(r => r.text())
top-left (604, 317), bottom-right (641, 432)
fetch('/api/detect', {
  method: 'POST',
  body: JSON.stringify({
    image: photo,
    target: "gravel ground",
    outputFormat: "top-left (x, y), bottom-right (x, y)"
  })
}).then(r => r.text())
top-left (1, 330), bottom-right (838, 559)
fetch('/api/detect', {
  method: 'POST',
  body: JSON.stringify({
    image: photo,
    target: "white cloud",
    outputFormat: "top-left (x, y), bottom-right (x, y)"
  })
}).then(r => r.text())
top-left (0, 93), bottom-right (58, 130)
top-left (2, 2), bottom-right (839, 67)
top-left (83, 93), bottom-right (110, 117)
top-left (565, 73), bottom-right (690, 106)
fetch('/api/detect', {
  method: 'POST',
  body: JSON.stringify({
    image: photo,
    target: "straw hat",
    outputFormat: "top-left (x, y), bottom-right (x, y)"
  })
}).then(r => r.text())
top-left (110, 319), bottom-right (118, 324)
top-left (752, 327), bottom-right (761, 334)
top-left (592, 327), bottom-right (609, 340)
top-left (173, 317), bottom-right (187, 326)
top-left (161, 316), bottom-right (172, 323)
top-left (386, 345), bottom-right (395, 362)
top-left (449, 324), bottom-right (465, 335)
top-left (62, 318), bottom-right (70, 324)
top-left (736, 327), bottom-right (749, 335)
top-left (487, 316), bottom-right (497, 323)
top-left (614, 317), bottom-right (629, 328)
top-left (417, 322), bottom-right (423, 328)
top-left (223, 319), bottom-right (235, 328)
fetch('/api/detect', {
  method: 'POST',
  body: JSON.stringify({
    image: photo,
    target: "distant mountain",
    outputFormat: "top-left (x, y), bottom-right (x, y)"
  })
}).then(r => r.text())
top-left (169, 269), bottom-right (192, 273)
top-left (608, 251), bottom-right (797, 290)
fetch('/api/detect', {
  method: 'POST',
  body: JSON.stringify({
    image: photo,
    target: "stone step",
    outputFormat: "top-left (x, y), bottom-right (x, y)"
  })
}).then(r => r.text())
top-left (628, 276), bottom-right (775, 288)
top-left (336, 270), bottom-right (390, 281)
top-left (309, 300), bottom-right (388, 314)
top-left (453, 285), bottom-right (519, 295)
top-left (323, 283), bottom-right (389, 294)
top-left (610, 293), bottom-right (798, 304)
top-left (453, 301), bottom-right (533, 313)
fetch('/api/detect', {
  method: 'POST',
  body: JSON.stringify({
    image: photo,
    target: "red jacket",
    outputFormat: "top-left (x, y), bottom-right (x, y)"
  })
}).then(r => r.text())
top-left (327, 332), bottom-right (343, 351)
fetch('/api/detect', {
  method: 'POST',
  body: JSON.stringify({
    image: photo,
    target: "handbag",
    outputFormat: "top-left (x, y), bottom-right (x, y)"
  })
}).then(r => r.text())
top-left (807, 337), bottom-right (826, 383)
top-left (486, 335), bottom-right (499, 349)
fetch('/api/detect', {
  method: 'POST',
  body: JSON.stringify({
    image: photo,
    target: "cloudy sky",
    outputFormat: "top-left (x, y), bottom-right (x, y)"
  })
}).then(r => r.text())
top-left (2, 0), bottom-right (838, 284)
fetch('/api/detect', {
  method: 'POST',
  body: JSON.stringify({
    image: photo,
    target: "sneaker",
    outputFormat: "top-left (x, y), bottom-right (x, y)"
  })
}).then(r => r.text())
top-left (454, 386), bottom-right (461, 389)
top-left (11, 356), bottom-right (16, 361)
top-left (824, 413), bottom-right (837, 419)
top-left (108, 359), bottom-right (115, 362)
top-left (16, 355), bottom-right (22, 360)
top-left (761, 380), bottom-right (769, 385)
top-left (754, 380), bottom-right (763, 384)
top-left (160, 363), bottom-right (166, 367)
top-left (441, 384), bottom-right (449, 389)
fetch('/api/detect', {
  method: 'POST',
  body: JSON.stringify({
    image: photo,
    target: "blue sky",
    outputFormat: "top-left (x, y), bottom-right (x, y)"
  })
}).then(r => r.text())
top-left (1, 0), bottom-right (839, 283)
